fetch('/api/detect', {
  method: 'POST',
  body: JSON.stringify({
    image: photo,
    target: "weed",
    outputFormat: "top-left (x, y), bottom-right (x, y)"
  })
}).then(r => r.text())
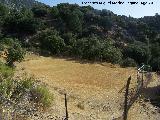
top-left (0, 61), bottom-right (14, 78)
top-left (31, 85), bottom-right (53, 108)
top-left (0, 78), bottom-right (16, 100)
top-left (77, 102), bottom-right (85, 110)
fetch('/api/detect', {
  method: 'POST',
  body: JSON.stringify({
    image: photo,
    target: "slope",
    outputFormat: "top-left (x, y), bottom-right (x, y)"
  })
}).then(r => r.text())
top-left (15, 54), bottom-right (160, 120)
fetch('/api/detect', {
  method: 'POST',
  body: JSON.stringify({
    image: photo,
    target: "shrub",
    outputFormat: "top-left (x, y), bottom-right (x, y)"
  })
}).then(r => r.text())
top-left (123, 44), bottom-right (148, 64)
top-left (0, 78), bottom-right (15, 99)
top-left (14, 77), bottom-right (34, 97)
top-left (0, 61), bottom-right (14, 78)
top-left (102, 43), bottom-right (123, 64)
top-left (73, 36), bottom-right (102, 60)
top-left (72, 36), bottom-right (122, 63)
top-left (50, 6), bottom-right (59, 18)
top-left (31, 86), bottom-right (53, 108)
top-left (0, 73), bottom-right (53, 109)
top-left (20, 77), bottom-right (34, 90)
top-left (6, 42), bottom-right (26, 66)
top-left (0, 37), bottom-right (15, 46)
top-left (34, 29), bottom-right (65, 54)
top-left (121, 57), bottom-right (137, 67)
top-left (3, 9), bottom-right (41, 35)
top-left (32, 5), bottom-right (49, 17)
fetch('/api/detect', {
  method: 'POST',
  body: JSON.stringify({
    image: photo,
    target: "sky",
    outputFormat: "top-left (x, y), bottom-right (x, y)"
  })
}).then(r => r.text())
top-left (37, 0), bottom-right (159, 18)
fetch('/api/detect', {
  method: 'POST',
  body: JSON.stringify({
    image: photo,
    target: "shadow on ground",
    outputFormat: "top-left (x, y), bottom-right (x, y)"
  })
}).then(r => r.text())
top-left (143, 85), bottom-right (160, 107)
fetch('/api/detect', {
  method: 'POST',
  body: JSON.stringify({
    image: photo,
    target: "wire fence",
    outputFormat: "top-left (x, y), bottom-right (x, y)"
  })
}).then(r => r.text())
top-left (0, 65), bottom-right (153, 120)
top-left (123, 65), bottom-right (152, 120)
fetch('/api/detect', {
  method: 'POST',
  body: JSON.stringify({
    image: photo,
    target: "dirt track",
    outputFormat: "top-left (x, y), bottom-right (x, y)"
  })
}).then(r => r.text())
top-left (16, 54), bottom-right (160, 120)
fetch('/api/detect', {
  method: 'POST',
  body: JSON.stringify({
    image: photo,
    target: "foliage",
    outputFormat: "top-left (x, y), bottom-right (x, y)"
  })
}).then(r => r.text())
top-left (6, 41), bottom-right (26, 66)
top-left (0, 3), bottom-right (9, 17)
top-left (0, 61), bottom-right (14, 78)
top-left (34, 29), bottom-right (65, 54)
top-left (1, 2), bottom-right (160, 70)
top-left (0, 37), bottom-right (15, 46)
top-left (0, 78), bottom-right (15, 99)
top-left (57, 3), bottom-right (83, 33)
top-left (31, 85), bottom-right (53, 108)
top-left (72, 36), bottom-right (122, 63)
top-left (0, 0), bottom-right (43, 10)
top-left (121, 57), bottom-right (137, 67)
top-left (102, 43), bottom-right (122, 64)
top-left (0, 65), bottom-right (53, 109)
top-left (32, 5), bottom-right (49, 17)
top-left (73, 36), bottom-right (102, 60)
top-left (15, 77), bottom-right (34, 94)
top-left (123, 44), bottom-right (148, 64)
top-left (3, 9), bottom-right (42, 35)
top-left (50, 6), bottom-right (59, 18)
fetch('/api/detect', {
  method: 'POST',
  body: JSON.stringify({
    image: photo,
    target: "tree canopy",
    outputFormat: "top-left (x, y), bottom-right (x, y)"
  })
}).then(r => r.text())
top-left (0, 2), bottom-right (160, 70)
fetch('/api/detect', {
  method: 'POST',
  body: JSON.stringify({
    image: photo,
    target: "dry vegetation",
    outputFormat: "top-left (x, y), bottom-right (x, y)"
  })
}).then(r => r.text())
top-left (15, 54), bottom-right (160, 120)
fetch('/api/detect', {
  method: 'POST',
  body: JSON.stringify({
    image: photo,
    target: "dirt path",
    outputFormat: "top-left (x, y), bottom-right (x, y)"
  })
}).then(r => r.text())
top-left (15, 55), bottom-right (160, 120)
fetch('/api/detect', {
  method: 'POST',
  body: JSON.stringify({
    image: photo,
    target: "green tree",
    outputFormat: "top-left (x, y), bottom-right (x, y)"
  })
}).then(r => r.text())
top-left (34, 29), bottom-right (65, 54)
top-left (57, 3), bottom-right (83, 33)
top-left (50, 6), bottom-right (59, 18)
top-left (0, 3), bottom-right (9, 17)
top-left (0, 3), bottom-right (9, 33)
top-left (121, 57), bottom-right (137, 67)
top-left (68, 12), bottom-right (82, 33)
top-left (3, 10), bottom-right (42, 36)
top-left (123, 44), bottom-right (148, 64)
top-left (102, 42), bottom-right (122, 64)
top-left (72, 36), bottom-right (102, 60)
top-left (31, 5), bottom-right (48, 17)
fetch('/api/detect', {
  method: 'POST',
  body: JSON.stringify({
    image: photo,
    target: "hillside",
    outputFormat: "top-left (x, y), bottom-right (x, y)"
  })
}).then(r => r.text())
top-left (15, 54), bottom-right (160, 120)
top-left (0, 0), bottom-right (44, 9)
top-left (0, 2), bottom-right (160, 70)
top-left (0, 1), bottom-right (160, 119)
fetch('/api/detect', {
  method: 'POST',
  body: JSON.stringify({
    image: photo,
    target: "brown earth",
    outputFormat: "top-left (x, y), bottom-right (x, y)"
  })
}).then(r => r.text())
top-left (15, 54), bottom-right (160, 120)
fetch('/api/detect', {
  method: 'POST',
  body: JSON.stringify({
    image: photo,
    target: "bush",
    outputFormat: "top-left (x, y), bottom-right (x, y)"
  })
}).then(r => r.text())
top-left (3, 10), bottom-right (41, 35)
top-left (31, 86), bottom-right (53, 108)
top-left (102, 46), bottom-right (122, 64)
top-left (0, 61), bottom-right (14, 78)
top-left (0, 78), bottom-right (15, 99)
top-left (50, 6), bottom-right (59, 18)
top-left (121, 57), bottom-right (137, 67)
top-left (14, 77), bottom-right (34, 97)
top-left (32, 5), bottom-right (49, 17)
top-left (6, 42), bottom-right (26, 66)
top-left (72, 36), bottom-right (122, 63)
top-left (73, 36), bottom-right (102, 60)
top-left (0, 70), bottom-right (53, 109)
top-left (123, 44), bottom-right (148, 64)
top-left (34, 29), bottom-right (65, 54)
top-left (0, 37), bottom-right (15, 46)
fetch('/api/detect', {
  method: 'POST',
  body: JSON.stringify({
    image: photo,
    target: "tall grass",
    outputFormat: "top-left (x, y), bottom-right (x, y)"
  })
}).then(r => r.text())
top-left (0, 61), bottom-right (54, 117)
top-left (31, 85), bottom-right (53, 108)
top-left (0, 61), bottom-right (14, 78)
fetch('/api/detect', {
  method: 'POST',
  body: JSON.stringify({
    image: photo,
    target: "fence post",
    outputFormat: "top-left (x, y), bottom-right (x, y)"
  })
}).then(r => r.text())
top-left (123, 76), bottom-right (131, 120)
top-left (141, 71), bottom-right (144, 88)
top-left (64, 93), bottom-right (68, 120)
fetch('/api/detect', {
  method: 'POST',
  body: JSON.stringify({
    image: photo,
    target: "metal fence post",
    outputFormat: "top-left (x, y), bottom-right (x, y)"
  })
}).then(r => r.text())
top-left (64, 93), bottom-right (68, 120)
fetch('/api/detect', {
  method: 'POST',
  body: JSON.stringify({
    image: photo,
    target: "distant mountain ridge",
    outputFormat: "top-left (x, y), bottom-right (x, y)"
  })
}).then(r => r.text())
top-left (0, 0), bottom-right (44, 9)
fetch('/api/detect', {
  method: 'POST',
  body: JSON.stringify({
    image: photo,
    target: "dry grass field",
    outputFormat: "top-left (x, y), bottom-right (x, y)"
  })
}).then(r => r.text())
top-left (15, 54), bottom-right (160, 120)
top-left (21, 54), bottom-right (137, 90)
